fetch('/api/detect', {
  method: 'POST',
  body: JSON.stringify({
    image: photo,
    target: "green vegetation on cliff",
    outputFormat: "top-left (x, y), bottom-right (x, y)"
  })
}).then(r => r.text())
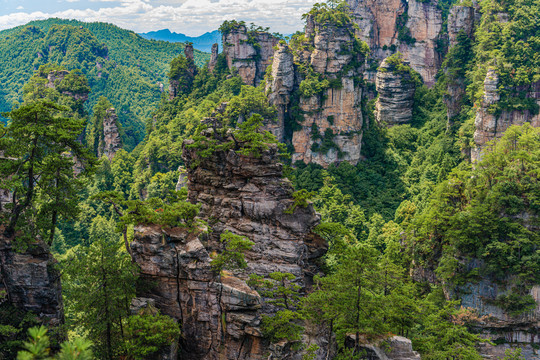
top-left (0, 19), bottom-right (210, 149)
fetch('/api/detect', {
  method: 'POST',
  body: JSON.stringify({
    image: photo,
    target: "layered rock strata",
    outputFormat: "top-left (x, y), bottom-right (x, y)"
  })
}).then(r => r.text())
top-left (131, 124), bottom-right (326, 359)
top-left (0, 235), bottom-right (63, 326)
top-left (222, 25), bottom-right (279, 86)
top-left (444, 5), bottom-right (479, 122)
top-left (375, 58), bottom-right (416, 125)
top-left (265, 43), bottom-right (294, 142)
top-left (99, 107), bottom-right (122, 161)
top-left (208, 43), bottom-right (219, 72)
top-left (347, 0), bottom-right (443, 87)
top-left (266, 15), bottom-right (366, 167)
top-left (451, 258), bottom-right (540, 359)
top-left (472, 70), bottom-right (540, 161)
top-left (169, 43), bottom-right (197, 100)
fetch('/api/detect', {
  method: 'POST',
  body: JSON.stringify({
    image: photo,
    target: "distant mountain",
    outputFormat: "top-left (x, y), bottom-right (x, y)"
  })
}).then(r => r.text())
top-left (0, 18), bottom-right (210, 149)
top-left (140, 29), bottom-right (222, 53)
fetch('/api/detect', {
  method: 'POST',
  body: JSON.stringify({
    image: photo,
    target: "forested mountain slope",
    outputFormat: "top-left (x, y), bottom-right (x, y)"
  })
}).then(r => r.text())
top-left (0, 18), bottom-right (210, 149)
top-left (0, 0), bottom-right (539, 359)
top-left (139, 29), bottom-right (222, 52)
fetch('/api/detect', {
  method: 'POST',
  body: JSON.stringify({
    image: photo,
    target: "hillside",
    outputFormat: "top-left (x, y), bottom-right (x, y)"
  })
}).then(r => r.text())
top-left (0, 0), bottom-right (539, 359)
top-left (139, 29), bottom-right (222, 52)
top-left (0, 18), bottom-right (210, 149)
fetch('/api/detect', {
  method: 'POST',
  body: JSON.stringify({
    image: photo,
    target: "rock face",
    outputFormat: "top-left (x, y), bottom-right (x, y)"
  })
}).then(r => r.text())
top-left (472, 70), bottom-right (540, 161)
top-left (131, 124), bottom-right (326, 359)
top-left (184, 43), bottom-right (194, 62)
top-left (169, 43), bottom-right (197, 101)
top-left (444, 5), bottom-right (478, 122)
top-left (450, 258), bottom-right (540, 359)
top-left (375, 58), bottom-right (416, 125)
top-left (447, 5), bottom-right (477, 48)
top-left (208, 43), bottom-right (219, 72)
top-left (0, 235), bottom-right (64, 327)
top-left (99, 107), bottom-right (122, 161)
top-left (266, 43), bottom-right (294, 142)
top-left (265, 15), bottom-right (366, 168)
top-left (348, 0), bottom-right (443, 87)
top-left (222, 25), bottom-right (279, 86)
top-left (345, 335), bottom-right (421, 360)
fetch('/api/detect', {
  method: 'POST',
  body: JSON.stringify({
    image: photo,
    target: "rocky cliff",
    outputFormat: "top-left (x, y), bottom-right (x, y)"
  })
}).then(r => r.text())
top-left (265, 14), bottom-right (367, 168)
top-left (443, 5), bottom-right (479, 123)
top-left (131, 119), bottom-right (326, 359)
top-left (222, 24), bottom-right (279, 87)
top-left (0, 234), bottom-right (64, 327)
top-left (375, 57), bottom-right (416, 125)
top-left (472, 70), bottom-right (540, 162)
top-left (169, 43), bottom-right (197, 100)
top-left (99, 107), bottom-right (122, 161)
top-left (347, 0), bottom-right (443, 87)
top-left (208, 43), bottom-right (219, 72)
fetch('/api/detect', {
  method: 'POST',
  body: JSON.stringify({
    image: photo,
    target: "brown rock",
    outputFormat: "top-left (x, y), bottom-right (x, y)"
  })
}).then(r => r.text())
top-left (131, 126), bottom-right (327, 359)
top-left (266, 43), bottom-right (294, 142)
top-left (223, 25), bottom-right (279, 86)
top-left (0, 235), bottom-right (64, 327)
top-left (184, 43), bottom-right (194, 61)
top-left (99, 107), bottom-right (122, 161)
top-left (444, 5), bottom-right (478, 122)
top-left (375, 57), bottom-right (416, 125)
top-left (347, 0), bottom-right (443, 87)
top-left (289, 14), bottom-right (366, 167)
top-left (472, 71), bottom-right (540, 161)
top-left (208, 43), bottom-right (219, 72)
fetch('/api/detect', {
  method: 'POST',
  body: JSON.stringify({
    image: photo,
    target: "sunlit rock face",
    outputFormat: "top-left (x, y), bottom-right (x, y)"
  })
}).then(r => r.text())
top-left (222, 25), bottom-right (279, 87)
top-left (131, 120), bottom-right (326, 359)
top-left (347, 0), bottom-right (443, 87)
top-left (472, 70), bottom-right (540, 162)
top-left (375, 57), bottom-right (416, 126)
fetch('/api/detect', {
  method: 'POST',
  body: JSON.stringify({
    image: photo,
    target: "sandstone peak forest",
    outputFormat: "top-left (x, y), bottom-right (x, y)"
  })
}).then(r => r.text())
top-left (0, 0), bottom-right (538, 358)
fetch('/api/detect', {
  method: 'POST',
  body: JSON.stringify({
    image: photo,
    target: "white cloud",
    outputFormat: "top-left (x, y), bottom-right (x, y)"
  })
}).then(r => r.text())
top-left (0, 0), bottom-right (316, 36)
top-left (16, 6), bottom-right (24, 10)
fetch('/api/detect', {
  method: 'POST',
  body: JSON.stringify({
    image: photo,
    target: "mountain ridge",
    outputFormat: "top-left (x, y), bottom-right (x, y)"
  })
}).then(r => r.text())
top-left (139, 29), bottom-right (222, 52)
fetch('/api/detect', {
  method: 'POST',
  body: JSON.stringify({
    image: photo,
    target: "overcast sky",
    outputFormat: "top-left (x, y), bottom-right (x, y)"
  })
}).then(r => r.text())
top-left (0, 0), bottom-right (316, 36)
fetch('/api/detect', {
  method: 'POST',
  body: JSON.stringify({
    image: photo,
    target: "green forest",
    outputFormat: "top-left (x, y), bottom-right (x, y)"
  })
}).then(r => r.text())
top-left (0, 19), bottom-right (210, 150)
top-left (0, 0), bottom-right (539, 359)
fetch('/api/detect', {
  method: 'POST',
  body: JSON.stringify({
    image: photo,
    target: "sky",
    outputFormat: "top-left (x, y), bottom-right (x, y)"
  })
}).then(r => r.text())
top-left (0, 0), bottom-right (317, 36)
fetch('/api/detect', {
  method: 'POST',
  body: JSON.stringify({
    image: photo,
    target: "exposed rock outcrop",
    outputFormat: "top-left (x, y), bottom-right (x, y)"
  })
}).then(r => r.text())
top-left (348, 0), bottom-right (443, 87)
top-left (131, 123), bottom-right (326, 359)
top-left (265, 14), bottom-right (366, 167)
top-left (184, 43), bottom-right (194, 61)
top-left (0, 235), bottom-right (63, 327)
top-left (169, 44), bottom-right (197, 101)
top-left (444, 5), bottom-right (479, 122)
top-left (266, 43), bottom-right (294, 142)
top-left (450, 259), bottom-right (540, 359)
top-left (208, 43), bottom-right (219, 72)
top-left (345, 335), bottom-right (421, 360)
top-left (447, 5), bottom-right (477, 48)
top-left (375, 57), bottom-right (416, 125)
top-left (99, 107), bottom-right (122, 161)
top-left (222, 24), bottom-right (279, 86)
top-left (472, 70), bottom-right (540, 161)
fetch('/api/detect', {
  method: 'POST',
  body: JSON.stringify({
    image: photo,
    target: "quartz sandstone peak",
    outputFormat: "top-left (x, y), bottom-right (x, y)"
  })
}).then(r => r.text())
top-left (375, 57), bottom-right (416, 125)
top-left (131, 118), bottom-right (326, 359)
top-left (222, 24), bottom-right (279, 86)
top-left (0, 234), bottom-right (64, 327)
top-left (208, 43), bottom-right (219, 72)
top-left (347, 0), bottom-right (443, 87)
top-left (99, 107), bottom-right (122, 161)
top-left (472, 70), bottom-right (540, 162)
top-left (266, 14), bottom-right (366, 168)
